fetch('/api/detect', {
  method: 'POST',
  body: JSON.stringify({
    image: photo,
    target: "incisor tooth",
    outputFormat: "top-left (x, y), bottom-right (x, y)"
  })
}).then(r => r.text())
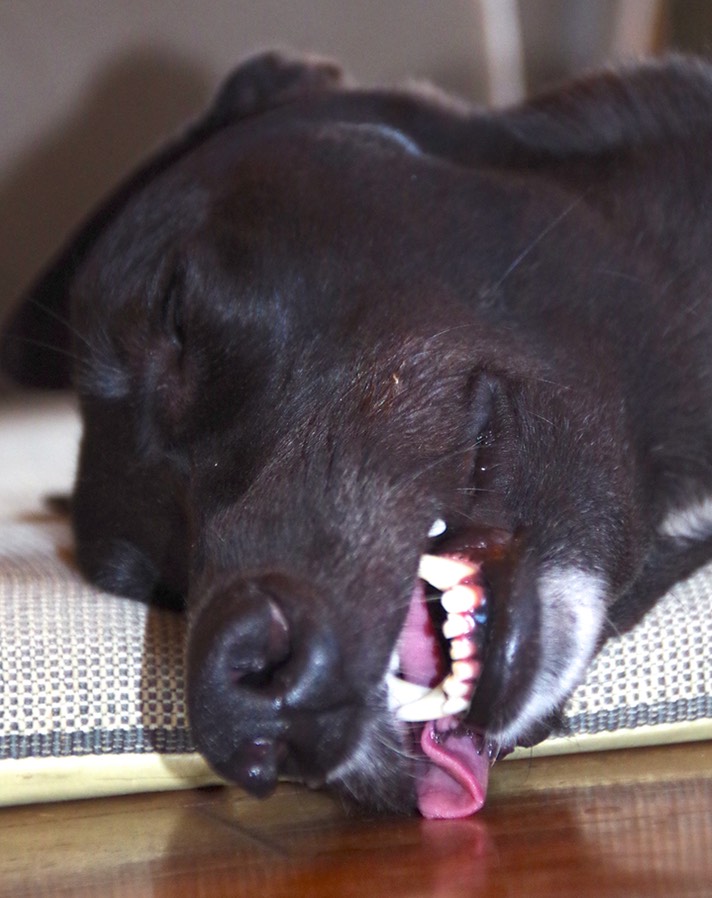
top-left (452, 659), bottom-right (480, 682)
top-left (449, 636), bottom-right (476, 661)
top-left (418, 554), bottom-right (475, 591)
top-left (441, 584), bottom-right (478, 614)
top-left (442, 614), bottom-right (475, 639)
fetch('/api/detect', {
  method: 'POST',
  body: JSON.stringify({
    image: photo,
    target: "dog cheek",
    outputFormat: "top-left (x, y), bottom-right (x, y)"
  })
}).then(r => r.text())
top-left (483, 564), bottom-right (607, 745)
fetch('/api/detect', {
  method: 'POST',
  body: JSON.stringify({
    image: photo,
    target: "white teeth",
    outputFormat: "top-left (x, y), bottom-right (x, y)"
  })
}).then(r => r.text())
top-left (442, 674), bottom-right (472, 699)
top-left (442, 614), bottom-right (475, 639)
top-left (388, 658), bottom-right (480, 722)
top-left (449, 636), bottom-right (476, 660)
top-left (418, 554), bottom-right (475, 592)
top-left (428, 518), bottom-right (447, 538)
top-left (389, 552), bottom-right (485, 724)
top-left (451, 659), bottom-right (480, 682)
top-left (387, 674), bottom-right (449, 722)
top-left (387, 674), bottom-right (432, 708)
top-left (443, 695), bottom-right (471, 717)
top-left (440, 584), bottom-right (478, 614)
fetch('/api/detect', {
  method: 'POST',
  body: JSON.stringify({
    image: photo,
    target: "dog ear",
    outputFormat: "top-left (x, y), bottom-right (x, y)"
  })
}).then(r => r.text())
top-left (0, 51), bottom-right (346, 390)
top-left (207, 50), bottom-right (345, 125)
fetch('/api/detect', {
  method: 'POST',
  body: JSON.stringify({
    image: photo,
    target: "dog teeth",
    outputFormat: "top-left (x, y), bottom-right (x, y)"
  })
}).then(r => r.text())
top-left (388, 646), bottom-right (482, 722)
top-left (440, 584), bottom-right (480, 614)
top-left (449, 636), bottom-right (476, 660)
top-left (428, 518), bottom-right (447, 538)
top-left (387, 674), bottom-right (449, 722)
top-left (442, 674), bottom-right (471, 699)
top-left (387, 674), bottom-right (432, 707)
top-left (442, 614), bottom-right (475, 639)
top-left (442, 695), bottom-right (471, 717)
top-left (390, 554), bottom-right (487, 724)
top-left (418, 554), bottom-right (475, 592)
top-left (451, 659), bottom-right (480, 682)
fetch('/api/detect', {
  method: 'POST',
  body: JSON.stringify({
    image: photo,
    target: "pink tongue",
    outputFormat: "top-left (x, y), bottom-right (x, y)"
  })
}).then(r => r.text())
top-left (398, 582), bottom-right (490, 819)
top-left (418, 722), bottom-right (489, 819)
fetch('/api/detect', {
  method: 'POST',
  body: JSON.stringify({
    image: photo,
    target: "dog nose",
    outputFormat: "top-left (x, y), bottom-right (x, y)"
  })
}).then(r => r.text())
top-left (186, 576), bottom-right (351, 796)
top-left (225, 593), bottom-right (291, 688)
top-left (228, 736), bottom-right (289, 798)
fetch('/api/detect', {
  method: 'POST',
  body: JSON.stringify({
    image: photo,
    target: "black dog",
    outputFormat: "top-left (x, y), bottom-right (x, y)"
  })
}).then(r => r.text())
top-left (4, 52), bottom-right (712, 818)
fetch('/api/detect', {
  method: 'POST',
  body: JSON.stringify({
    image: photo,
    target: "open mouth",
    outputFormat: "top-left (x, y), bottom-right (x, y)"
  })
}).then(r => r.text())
top-left (386, 521), bottom-right (508, 819)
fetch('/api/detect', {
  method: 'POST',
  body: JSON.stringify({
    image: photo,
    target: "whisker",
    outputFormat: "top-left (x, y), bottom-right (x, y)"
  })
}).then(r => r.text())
top-left (1, 333), bottom-right (82, 365)
top-left (23, 295), bottom-right (93, 351)
top-left (484, 193), bottom-right (588, 297)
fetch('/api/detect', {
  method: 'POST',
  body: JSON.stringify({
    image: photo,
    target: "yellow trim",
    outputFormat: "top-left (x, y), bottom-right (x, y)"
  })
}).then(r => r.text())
top-left (0, 753), bottom-right (224, 806)
top-left (509, 718), bottom-right (712, 760)
top-left (1, 718), bottom-right (710, 807)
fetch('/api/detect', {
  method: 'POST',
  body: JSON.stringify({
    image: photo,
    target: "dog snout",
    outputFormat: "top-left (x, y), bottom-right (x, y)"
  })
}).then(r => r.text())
top-left (186, 574), bottom-right (357, 796)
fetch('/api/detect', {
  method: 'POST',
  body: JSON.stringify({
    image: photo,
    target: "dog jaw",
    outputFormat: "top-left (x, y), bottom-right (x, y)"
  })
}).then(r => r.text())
top-left (490, 565), bottom-right (607, 745)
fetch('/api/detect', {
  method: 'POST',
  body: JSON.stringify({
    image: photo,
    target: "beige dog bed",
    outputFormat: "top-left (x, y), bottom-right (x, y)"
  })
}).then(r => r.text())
top-left (0, 393), bottom-right (710, 805)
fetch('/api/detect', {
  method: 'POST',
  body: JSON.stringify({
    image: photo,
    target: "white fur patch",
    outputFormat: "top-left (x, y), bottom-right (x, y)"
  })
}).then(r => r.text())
top-left (659, 496), bottom-right (712, 542)
top-left (493, 566), bottom-right (606, 745)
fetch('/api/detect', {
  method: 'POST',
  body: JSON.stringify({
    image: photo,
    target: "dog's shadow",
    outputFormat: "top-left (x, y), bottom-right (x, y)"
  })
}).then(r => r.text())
top-left (0, 45), bottom-right (211, 337)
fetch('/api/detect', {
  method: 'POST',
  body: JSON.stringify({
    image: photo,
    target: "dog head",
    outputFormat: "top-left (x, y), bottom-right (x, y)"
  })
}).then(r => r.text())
top-left (2, 53), bottom-right (641, 817)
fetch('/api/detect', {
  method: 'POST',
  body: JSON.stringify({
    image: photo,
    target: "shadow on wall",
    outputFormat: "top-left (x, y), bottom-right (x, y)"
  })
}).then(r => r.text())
top-left (0, 46), bottom-right (212, 327)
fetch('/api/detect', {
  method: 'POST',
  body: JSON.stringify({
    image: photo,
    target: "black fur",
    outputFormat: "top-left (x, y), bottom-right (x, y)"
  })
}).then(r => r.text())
top-left (4, 52), bottom-right (712, 813)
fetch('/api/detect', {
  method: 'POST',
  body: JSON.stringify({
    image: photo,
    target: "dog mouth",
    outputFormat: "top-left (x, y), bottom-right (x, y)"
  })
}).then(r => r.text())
top-left (385, 523), bottom-right (508, 819)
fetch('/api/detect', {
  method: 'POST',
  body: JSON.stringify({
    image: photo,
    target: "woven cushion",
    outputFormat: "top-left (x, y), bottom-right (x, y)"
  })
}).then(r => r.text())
top-left (0, 395), bottom-right (710, 804)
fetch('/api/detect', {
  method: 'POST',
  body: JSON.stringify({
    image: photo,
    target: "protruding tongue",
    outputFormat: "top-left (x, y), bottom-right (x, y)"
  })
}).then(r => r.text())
top-left (418, 720), bottom-right (489, 818)
top-left (398, 580), bottom-right (490, 819)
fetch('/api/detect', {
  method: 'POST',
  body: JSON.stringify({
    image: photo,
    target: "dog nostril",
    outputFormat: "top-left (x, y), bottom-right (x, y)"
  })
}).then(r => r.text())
top-left (228, 597), bottom-right (291, 688)
top-left (230, 737), bottom-right (286, 798)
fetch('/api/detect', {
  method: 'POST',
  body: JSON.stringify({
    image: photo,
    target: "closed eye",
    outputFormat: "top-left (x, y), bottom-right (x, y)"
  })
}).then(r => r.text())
top-left (161, 264), bottom-right (186, 350)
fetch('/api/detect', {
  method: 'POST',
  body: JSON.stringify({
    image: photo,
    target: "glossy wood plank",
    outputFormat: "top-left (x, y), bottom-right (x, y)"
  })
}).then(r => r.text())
top-left (1, 742), bottom-right (710, 898)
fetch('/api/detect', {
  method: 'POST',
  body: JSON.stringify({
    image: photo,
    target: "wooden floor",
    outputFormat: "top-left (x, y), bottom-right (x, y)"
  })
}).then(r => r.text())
top-left (1, 742), bottom-right (711, 897)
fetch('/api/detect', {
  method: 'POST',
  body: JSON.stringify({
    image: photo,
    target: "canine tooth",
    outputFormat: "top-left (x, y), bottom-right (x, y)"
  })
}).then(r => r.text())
top-left (387, 674), bottom-right (430, 706)
top-left (452, 659), bottom-right (480, 682)
top-left (442, 674), bottom-right (471, 699)
top-left (449, 636), bottom-right (476, 661)
top-left (428, 518), bottom-right (447, 538)
top-left (418, 555), bottom-right (474, 591)
top-left (440, 584), bottom-right (478, 614)
top-left (442, 614), bottom-right (475, 639)
top-left (443, 695), bottom-right (471, 717)
top-left (389, 678), bottom-right (450, 722)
